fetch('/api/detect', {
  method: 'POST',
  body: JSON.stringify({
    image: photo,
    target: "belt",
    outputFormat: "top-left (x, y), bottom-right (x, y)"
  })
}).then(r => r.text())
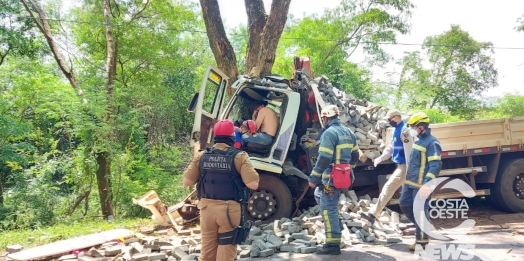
top-left (262, 132), bottom-right (275, 138)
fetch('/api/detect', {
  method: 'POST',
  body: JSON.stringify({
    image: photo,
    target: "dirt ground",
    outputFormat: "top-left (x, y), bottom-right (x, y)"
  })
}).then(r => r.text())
top-left (240, 204), bottom-right (524, 261)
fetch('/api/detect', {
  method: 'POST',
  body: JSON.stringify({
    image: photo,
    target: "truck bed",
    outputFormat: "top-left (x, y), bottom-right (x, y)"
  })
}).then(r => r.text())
top-left (431, 116), bottom-right (524, 153)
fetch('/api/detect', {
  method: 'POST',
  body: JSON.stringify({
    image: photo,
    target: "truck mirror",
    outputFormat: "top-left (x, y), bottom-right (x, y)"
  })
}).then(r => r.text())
top-left (187, 92), bottom-right (199, 112)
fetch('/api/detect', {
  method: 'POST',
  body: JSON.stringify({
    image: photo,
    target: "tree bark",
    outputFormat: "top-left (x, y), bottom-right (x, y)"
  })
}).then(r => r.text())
top-left (95, 0), bottom-right (117, 219)
top-left (20, 0), bottom-right (88, 104)
top-left (96, 152), bottom-right (113, 218)
top-left (199, 0), bottom-right (239, 94)
top-left (244, 0), bottom-right (291, 77)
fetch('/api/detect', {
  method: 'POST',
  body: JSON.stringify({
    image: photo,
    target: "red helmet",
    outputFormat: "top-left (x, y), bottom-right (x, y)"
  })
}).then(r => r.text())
top-left (214, 119), bottom-right (235, 136)
top-left (242, 120), bottom-right (257, 133)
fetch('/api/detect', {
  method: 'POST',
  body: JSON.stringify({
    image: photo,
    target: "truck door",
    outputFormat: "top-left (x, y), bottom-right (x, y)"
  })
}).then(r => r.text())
top-left (188, 65), bottom-right (229, 154)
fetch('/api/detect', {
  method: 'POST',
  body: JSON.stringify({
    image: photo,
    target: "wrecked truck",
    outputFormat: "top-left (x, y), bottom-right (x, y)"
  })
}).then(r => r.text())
top-left (182, 59), bottom-right (524, 225)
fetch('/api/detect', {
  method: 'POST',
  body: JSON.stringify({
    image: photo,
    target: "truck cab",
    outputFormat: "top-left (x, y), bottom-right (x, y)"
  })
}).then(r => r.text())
top-left (188, 65), bottom-right (329, 223)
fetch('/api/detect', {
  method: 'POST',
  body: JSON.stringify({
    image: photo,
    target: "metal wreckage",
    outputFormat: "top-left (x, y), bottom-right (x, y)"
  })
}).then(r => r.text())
top-left (135, 56), bottom-right (524, 229)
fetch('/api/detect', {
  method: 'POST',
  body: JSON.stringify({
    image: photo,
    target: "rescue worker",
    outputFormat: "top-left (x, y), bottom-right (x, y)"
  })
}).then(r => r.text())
top-left (398, 112), bottom-right (442, 251)
top-left (361, 109), bottom-right (412, 223)
top-left (241, 100), bottom-right (278, 145)
top-left (182, 119), bottom-right (259, 261)
top-left (308, 105), bottom-right (359, 255)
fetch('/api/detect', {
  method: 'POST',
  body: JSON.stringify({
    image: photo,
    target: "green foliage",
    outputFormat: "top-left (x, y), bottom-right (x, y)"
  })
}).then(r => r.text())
top-left (395, 25), bottom-right (498, 119)
top-left (273, 0), bottom-right (412, 99)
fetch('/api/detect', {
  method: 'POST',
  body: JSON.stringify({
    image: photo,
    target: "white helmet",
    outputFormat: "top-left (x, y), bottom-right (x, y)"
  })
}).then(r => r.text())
top-left (321, 105), bottom-right (339, 118)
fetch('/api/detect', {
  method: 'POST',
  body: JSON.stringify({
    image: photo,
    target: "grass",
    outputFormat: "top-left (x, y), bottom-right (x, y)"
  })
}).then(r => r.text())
top-left (0, 217), bottom-right (158, 256)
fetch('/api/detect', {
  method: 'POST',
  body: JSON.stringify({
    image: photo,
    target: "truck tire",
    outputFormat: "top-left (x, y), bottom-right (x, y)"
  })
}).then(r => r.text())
top-left (492, 158), bottom-right (524, 213)
top-left (246, 173), bottom-right (293, 224)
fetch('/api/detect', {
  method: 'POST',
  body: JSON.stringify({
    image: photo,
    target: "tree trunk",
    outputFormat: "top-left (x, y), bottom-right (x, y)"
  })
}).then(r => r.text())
top-left (0, 179), bottom-right (4, 204)
top-left (95, 0), bottom-right (117, 219)
top-left (199, 0), bottom-right (239, 95)
top-left (96, 152), bottom-right (113, 218)
top-left (20, 0), bottom-right (88, 104)
top-left (244, 0), bottom-right (291, 77)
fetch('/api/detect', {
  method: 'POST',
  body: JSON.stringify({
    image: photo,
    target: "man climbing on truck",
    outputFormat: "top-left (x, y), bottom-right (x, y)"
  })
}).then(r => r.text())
top-left (361, 109), bottom-right (411, 224)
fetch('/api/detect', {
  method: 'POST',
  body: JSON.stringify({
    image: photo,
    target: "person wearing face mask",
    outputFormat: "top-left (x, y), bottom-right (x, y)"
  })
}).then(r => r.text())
top-left (361, 109), bottom-right (412, 224)
top-left (399, 112), bottom-right (442, 251)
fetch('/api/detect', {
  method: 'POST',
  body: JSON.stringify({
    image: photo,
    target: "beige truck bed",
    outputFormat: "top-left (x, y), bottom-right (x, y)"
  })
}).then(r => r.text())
top-left (431, 116), bottom-right (524, 152)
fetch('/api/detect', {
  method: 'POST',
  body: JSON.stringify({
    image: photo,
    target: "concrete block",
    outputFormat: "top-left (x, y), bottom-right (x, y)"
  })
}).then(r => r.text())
top-left (267, 235), bottom-right (283, 247)
top-left (300, 247), bottom-right (317, 254)
top-left (366, 235), bottom-right (376, 242)
top-left (253, 239), bottom-right (268, 251)
top-left (6, 245), bottom-right (23, 254)
top-left (131, 254), bottom-right (149, 261)
top-left (148, 253), bottom-right (166, 261)
top-left (259, 249), bottom-right (275, 257)
top-left (104, 246), bottom-right (123, 256)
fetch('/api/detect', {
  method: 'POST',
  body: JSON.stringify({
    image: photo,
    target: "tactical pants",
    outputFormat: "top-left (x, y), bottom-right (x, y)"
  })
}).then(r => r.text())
top-left (198, 198), bottom-right (240, 261)
top-left (399, 185), bottom-right (430, 243)
top-left (370, 164), bottom-right (407, 217)
top-left (314, 187), bottom-right (342, 244)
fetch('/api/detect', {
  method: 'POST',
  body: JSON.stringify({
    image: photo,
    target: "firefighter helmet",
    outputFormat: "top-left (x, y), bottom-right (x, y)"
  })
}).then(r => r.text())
top-left (407, 112), bottom-right (430, 127)
top-left (321, 105), bottom-right (340, 118)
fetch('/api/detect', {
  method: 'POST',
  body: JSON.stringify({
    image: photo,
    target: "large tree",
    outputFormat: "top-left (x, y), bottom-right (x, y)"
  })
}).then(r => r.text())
top-left (395, 25), bottom-right (498, 118)
top-left (199, 0), bottom-right (291, 92)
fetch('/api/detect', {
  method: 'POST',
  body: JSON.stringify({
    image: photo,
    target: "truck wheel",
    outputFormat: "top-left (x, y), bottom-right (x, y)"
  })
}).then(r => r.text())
top-left (246, 173), bottom-right (293, 224)
top-left (492, 158), bottom-right (524, 212)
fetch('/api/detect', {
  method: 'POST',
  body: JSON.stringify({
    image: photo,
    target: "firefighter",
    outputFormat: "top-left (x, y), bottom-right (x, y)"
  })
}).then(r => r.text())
top-left (308, 105), bottom-right (359, 255)
top-left (361, 109), bottom-right (412, 223)
top-left (398, 112), bottom-right (442, 251)
top-left (183, 119), bottom-right (259, 261)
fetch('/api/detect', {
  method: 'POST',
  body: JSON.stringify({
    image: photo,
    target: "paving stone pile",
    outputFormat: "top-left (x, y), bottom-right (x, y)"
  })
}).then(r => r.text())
top-left (6, 191), bottom-right (415, 261)
top-left (299, 75), bottom-right (409, 160)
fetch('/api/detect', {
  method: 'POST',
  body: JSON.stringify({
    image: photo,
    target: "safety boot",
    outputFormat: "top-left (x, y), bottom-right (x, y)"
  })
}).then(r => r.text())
top-left (316, 243), bottom-right (341, 255)
top-left (408, 241), bottom-right (429, 251)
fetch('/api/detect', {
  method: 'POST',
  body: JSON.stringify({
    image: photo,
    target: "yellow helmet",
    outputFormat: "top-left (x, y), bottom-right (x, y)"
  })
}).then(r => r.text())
top-left (407, 112), bottom-right (430, 127)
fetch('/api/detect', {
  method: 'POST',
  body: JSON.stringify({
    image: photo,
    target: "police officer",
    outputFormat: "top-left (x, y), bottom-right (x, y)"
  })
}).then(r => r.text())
top-left (399, 112), bottom-right (442, 251)
top-left (308, 105), bottom-right (359, 255)
top-left (361, 109), bottom-right (412, 223)
top-left (183, 119), bottom-right (259, 261)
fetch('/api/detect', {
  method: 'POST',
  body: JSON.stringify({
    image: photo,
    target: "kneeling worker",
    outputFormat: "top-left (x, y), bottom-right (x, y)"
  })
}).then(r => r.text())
top-left (183, 119), bottom-right (259, 261)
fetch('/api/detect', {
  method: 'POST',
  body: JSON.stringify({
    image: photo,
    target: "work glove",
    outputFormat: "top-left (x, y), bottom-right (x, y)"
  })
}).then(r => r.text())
top-left (373, 156), bottom-right (384, 167)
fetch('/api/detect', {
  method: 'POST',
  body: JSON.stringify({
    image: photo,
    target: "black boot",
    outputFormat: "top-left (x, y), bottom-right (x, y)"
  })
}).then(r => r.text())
top-left (316, 243), bottom-right (341, 255)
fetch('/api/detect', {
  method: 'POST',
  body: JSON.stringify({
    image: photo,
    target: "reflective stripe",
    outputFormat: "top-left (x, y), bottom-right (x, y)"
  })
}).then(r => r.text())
top-left (352, 144), bottom-right (359, 152)
top-left (428, 155), bottom-right (441, 161)
top-left (418, 150), bottom-right (426, 184)
top-left (312, 170), bottom-right (322, 177)
top-left (335, 143), bottom-right (354, 164)
top-left (426, 173), bottom-right (436, 180)
top-left (405, 180), bottom-right (422, 188)
top-left (319, 146), bottom-right (334, 155)
top-left (419, 211), bottom-right (425, 240)
top-left (393, 146), bottom-right (404, 150)
top-left (413, 144), bottom-right (427, 152)
top-left (322, 174), bottom-right (332, 179)
top-left (323, 209), bottom-right (333, 242)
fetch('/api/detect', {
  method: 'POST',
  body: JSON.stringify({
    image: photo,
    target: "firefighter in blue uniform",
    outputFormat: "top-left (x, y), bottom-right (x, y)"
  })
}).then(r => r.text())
top-left (183, 119), bottom-right (259, 261)
top-left (308, 105), bottom-right (359, 255)
top-left (399, 112), bottom-right (442, 251)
